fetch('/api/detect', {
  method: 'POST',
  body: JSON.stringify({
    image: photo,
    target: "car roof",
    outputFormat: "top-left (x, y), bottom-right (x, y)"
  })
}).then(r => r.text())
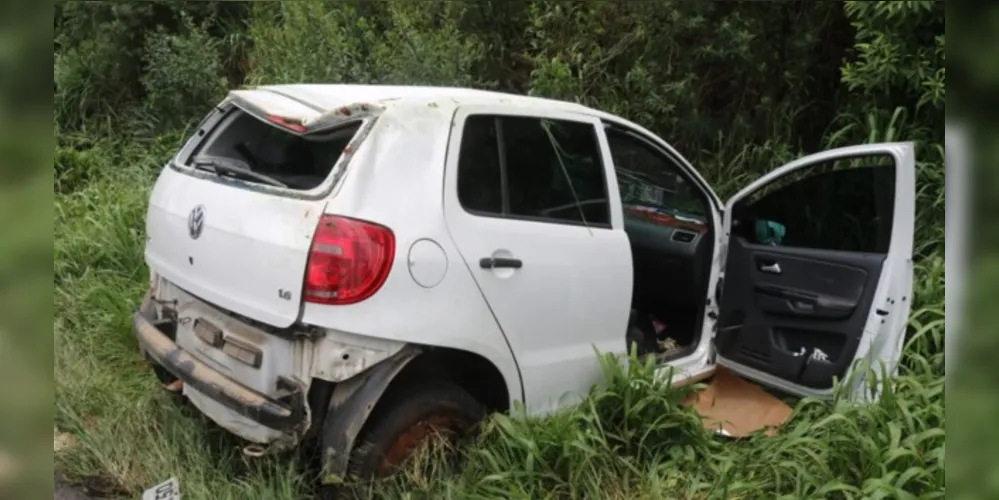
top-left (257, 84), bottom-right (613, 119)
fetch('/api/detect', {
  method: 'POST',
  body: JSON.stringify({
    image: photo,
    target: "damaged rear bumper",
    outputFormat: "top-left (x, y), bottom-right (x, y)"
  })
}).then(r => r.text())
top-left (133, 307), bottom-right (306, 432)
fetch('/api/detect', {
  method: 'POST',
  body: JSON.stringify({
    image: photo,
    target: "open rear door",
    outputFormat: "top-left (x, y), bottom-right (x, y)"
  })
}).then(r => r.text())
top-left (715, 142), bottom-right (915, 400)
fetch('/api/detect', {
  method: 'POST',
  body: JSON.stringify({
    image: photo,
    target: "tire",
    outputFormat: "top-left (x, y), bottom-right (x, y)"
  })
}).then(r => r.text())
top-left (346, 379), bottom-right (487, 480)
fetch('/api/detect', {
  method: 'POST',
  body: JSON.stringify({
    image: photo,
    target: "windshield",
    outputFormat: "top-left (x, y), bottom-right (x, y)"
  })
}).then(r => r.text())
top-left (618, 169), bottom-right (705, 220)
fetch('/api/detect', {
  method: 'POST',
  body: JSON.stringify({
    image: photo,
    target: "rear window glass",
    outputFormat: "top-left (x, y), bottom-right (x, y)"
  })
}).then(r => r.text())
top-left (185, 109), bottom-right (361, 191)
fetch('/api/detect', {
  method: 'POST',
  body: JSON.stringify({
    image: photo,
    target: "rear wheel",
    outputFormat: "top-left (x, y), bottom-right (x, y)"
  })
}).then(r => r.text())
top-left (346, 380), bottom-right (486, 480)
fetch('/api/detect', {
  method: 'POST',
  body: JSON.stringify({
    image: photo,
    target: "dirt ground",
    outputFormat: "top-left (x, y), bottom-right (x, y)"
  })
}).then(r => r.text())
top-left (54, 475), bottom-right (93, 500)
top-left (54, 428), bottom-right (93, 500)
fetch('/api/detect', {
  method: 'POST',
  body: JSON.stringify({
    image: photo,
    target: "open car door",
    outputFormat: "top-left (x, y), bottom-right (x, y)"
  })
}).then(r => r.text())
top-left (715, 142), bottom-right (916, 400)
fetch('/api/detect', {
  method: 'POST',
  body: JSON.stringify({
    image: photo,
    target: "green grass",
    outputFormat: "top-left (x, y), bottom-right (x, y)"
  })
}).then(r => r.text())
top-left (54, 137), bottom-right (945, 500)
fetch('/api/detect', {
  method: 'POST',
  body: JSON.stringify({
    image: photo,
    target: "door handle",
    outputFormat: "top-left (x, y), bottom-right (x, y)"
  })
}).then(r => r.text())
top-left (480, 257), bottom-right (523, 270)
top-left (758, 261), bottom-right (782, 274)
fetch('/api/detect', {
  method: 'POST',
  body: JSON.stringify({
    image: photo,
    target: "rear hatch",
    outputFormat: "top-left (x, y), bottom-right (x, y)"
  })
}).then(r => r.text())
top-left (144, 89), bottom-right (378, 328)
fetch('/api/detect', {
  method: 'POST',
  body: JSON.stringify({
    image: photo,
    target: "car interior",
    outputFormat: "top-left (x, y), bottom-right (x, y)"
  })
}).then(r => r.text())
top-left (605, 127), bottom-right (716, 362)
top-left (615, 145), bottom-right (898, 388)
top-left (187, 109), bottom-right (360, 191)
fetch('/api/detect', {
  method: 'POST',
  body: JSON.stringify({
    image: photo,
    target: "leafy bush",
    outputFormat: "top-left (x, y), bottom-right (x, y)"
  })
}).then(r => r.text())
top-left (140, 14), bottom-right (228, 129)
top-left (524, 0), bottom-right (848, 178)
top-left (54, 146), bottom-right (102, 195)
top-left (245, 1), bottom-right (376, 85)
top-left (54, 20), bottom-right (136, 133)
top-left (368, 0), bottom-right (487, 87)
top-left (246, 0), bottom-right (487, 87)
top-left (54, 0), bottom-right (246, 134)
top-left (841, 0), bottom-right (946, 112)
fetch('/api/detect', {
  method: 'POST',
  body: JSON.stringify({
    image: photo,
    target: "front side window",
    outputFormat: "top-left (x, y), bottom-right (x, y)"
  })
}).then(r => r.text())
top-left (456, 114), bottom-right (611, 227)
top-left (731, 157), bottom-right (896, 253)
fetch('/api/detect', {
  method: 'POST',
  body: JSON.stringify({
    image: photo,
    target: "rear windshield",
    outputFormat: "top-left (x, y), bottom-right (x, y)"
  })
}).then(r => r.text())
top-left (183, 108), bottom-right (361, 192)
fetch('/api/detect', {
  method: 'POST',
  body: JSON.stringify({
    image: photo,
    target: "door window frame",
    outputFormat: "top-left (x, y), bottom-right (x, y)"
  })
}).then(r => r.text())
top-left (450, 106), bottom-right (622, 231)
top-left (722, 145), bottom-right (912, 260)
top-left (603, 124), bottom-right (715, 223)
top-left (600, 119), bottom-right (725, 215)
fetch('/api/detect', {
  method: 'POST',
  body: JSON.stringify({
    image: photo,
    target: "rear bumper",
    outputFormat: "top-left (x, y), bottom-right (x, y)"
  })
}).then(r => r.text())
top-left (133, 305), bottom-right (305, 431)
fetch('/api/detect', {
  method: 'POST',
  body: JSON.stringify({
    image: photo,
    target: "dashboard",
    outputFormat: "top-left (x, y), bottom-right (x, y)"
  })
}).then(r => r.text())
top-left (623, 205), bottom-right (713, 310)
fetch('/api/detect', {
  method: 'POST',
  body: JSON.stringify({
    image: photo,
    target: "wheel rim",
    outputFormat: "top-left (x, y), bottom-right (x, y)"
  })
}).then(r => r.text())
top-left (376, 412), bottom-right (469, 477)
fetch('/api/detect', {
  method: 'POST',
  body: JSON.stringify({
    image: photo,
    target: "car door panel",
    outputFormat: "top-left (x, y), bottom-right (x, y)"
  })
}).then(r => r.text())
top-left (717, 142), bottom-right (916, 399)
top-left (716, 241), bottom-right (884, 388)
top-left (747, 249), bottom-right (878, 320)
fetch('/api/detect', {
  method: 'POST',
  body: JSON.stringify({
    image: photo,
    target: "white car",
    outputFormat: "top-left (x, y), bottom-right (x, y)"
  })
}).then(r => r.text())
top-left (134, 84), bottom-right (915, 485)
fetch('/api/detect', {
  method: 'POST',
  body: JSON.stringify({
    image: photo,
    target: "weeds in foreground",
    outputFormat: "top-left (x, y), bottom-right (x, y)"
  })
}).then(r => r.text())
top-left (365, 347), bottom-right (942, 500)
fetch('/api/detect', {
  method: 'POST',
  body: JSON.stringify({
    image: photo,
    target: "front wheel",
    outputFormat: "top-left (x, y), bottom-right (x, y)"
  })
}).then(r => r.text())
top-left (345, 379), bottom-right (486, 480)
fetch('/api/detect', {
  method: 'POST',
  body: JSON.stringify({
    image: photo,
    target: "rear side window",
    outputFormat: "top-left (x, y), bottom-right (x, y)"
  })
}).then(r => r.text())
top-left (183, 109), bottom-right (361, 192)
top-left (456, 114), bottom-right (610, 227)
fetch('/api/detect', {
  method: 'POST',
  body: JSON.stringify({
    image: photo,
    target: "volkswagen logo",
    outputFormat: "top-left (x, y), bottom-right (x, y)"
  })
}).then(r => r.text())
top-left (188, 205), bottom-right (206, 240)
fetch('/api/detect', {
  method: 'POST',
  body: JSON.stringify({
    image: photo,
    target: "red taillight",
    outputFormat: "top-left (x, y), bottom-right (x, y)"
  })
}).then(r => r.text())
top-left (304, 215), bottom-right (395, 305)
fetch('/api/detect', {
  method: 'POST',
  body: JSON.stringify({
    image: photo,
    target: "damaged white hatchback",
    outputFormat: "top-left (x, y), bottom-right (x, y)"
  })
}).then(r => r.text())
top-left (134, 84), bottom-right (915, 487)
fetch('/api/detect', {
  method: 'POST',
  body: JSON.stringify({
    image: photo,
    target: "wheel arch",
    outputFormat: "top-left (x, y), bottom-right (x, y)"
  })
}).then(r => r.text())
top-left (318, 344), bottom-right (512, 484)
top-left (390, 347), bottom-right (511, 414)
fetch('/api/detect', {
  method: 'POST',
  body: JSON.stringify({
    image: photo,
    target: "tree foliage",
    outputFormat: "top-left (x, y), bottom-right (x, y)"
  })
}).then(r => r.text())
top-left (53, 0), bottom-right (943, 186)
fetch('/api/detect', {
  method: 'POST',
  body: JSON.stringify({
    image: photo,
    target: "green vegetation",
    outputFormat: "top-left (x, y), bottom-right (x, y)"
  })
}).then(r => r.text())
top-left (54, 1), bottom-right (944, 498)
